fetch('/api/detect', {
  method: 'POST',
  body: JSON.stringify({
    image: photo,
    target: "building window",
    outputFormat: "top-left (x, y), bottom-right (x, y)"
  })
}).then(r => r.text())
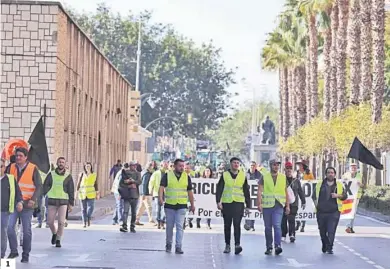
top-left (71, 87), bottom-right (77, 133)
top-left (64, 82), bottom-right (69, 131)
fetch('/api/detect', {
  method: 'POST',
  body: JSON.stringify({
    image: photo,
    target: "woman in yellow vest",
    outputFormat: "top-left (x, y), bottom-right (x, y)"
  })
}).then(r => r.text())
top-left (1, 158), bottom-right (23, 259)
top-left (314, 167), bottom-right (347, 254)
top-left (76, 162), bottom-right (99, 228)
top-left (216, 157), bottom-right (251, 255)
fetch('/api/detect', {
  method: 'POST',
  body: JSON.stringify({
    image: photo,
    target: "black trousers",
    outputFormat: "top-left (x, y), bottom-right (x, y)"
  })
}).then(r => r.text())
top-left (317, 211), bottom-right (340, 250)
top-left (281, 206), bottom-right (297, 237)
top-left (123, 198), bottom-right (138, 229)
top-left (222, 202), bottom-right (244, 246)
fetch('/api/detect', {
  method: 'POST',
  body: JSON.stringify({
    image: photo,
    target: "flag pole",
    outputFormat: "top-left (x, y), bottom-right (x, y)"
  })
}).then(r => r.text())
top-left (43, 103), bottom-right (47, 131)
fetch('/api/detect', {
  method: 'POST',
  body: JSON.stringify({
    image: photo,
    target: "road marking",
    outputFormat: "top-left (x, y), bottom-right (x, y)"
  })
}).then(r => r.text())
top-left (335, 239), bottom-right (387, 269)
top-left (277, 258), bottom-right (312, 268)
top-left (210, 236), bottom-right (216, 268)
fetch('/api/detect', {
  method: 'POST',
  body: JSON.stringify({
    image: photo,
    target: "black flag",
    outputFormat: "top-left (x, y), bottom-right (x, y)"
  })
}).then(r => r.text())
top-left (347, 137), bottom-right (383, 170)
top-left (28, 117), bottom-right (50, 173)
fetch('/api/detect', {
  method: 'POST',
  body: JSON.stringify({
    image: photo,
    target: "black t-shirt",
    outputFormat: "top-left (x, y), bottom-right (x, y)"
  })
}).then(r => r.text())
top-left (160, 172), bottom-right (192, 210)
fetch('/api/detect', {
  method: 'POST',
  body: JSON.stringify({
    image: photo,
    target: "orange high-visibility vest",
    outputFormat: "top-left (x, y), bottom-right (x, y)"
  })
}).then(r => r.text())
top-left (10, 163), bottom-right (36, 200)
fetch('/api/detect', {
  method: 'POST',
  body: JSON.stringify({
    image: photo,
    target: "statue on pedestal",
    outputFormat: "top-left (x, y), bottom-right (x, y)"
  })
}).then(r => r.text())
top-left (261, 115), bottom-right (275, 145)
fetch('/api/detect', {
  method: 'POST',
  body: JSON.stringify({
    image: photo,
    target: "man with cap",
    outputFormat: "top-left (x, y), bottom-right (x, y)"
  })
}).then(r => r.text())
top-left (343, 161), bottom-right (363, 233)
top-left (281, 162), bottom-right (305, 243)
top-left (216, 157), bottom-right (251, 255)
top-left (257, 159), bottom-right (289, 255)
top-left (295, 159), bottom-right (314, 233)
top-left (118, 162), bottom-right (141, 233)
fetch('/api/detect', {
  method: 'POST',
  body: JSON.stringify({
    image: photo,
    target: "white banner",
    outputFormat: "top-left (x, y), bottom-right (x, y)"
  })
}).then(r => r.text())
top-left (188, 178), bottom-right (359, 220)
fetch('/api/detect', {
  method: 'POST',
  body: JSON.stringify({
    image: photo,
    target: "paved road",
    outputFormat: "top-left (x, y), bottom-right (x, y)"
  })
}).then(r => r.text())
top-left (6, 212), bottom-right (390, 269)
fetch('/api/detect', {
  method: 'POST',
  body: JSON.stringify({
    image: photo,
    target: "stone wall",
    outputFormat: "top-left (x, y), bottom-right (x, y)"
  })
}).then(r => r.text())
top-left (0, 3), bottom-right (58, 160)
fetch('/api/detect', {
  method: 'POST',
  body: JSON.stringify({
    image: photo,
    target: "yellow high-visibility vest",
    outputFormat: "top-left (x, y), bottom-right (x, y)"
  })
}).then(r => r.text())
top-left (221, 171), bottom-right (245, 203)
top-left (79, 173), bottom-right (97, 200)
top-left (261, 172), bottom-right (286, 208)
top-left (315, 180), bottom-right (343, 212)
top-left (165, 171), bottom-right (188, 205)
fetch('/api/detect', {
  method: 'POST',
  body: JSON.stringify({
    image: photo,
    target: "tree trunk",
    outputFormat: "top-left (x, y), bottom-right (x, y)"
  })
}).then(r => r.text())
top-left (336, 0), bottom-right (349, 115)
top-left (360, 0), bottom-right (373, 102)
top-left (296, 65), bottom-right (306, 127)
top-left (282, 68), bottom-right (290, 139)
top-left (288, 68), bottom-right (295, 135)
top-left (348, 0), bottom-right (362, 105)
top-left (330, 1), bottom-right (339, 117)
top-left (305, 40), bottom-right (311, 123)
top-left (371, 0), bottom-right (385, 123)
top-left (323, 26), bottom-right (332, 120)
top-left (279, 68), bottom-right (284, 140)
top-left (309, 14), bottom-right (319, 119)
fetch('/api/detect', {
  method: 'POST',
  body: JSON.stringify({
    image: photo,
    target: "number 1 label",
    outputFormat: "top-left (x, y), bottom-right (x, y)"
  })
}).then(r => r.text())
top-left (1, 258), bottom-right (16, 269)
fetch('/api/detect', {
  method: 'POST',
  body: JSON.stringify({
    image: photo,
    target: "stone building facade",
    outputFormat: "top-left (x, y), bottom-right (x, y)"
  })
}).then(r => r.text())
top-left (0, 0), bottom-right (137, 196)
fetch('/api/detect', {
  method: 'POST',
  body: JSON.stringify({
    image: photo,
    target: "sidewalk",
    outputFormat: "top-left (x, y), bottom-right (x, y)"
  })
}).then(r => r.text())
top-left (68, 194), bottom-right (115, 221)
top-left (357, 207), bottom-right (390, 223)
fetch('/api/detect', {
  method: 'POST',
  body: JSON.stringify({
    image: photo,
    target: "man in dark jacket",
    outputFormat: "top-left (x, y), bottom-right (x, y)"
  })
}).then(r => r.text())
top-left (135, 162), bottom-right (155, 225)
top-left (281, 162), bottom-right (305, 243)
top-left (314, 167), bottom-right (347, 254)
top-left (1, 158), bottom-right (23, 259)
top-left (43, 157), bottom-right (74, 248)
top-left (216, 157), bottom-right (251, 255)
top-left (110, 160), bottom-right (122, 181)
top-left (118, 162), bottom-right (141, 233)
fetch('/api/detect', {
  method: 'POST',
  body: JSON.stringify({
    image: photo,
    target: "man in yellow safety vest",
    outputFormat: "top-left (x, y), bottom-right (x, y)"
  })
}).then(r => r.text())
top-left (343, 161), bottom-right (363, 233)
top-left (159, 159), bottom-right (195, 254)
top-left (216, 157), bottom-right (251, 255)
top-left (314, 167), bottom-right (347, 254)
top-left (257, 159), bottom-right (289, 256)
top-left (43, 157), bottom-right (74, 248)
top-left (1, 158), bottom-right (23, 259)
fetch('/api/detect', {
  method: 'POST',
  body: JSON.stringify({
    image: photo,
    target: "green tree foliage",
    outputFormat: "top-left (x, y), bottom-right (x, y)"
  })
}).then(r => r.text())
top-left (207, 101), bottom-right (279, 156)
top-left (280, 104), bottom-right (390, 158)
top-left (66, 3), bottom-right (236, 138)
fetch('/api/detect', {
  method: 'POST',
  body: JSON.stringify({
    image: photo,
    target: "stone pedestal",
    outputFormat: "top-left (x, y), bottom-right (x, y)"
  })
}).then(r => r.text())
top-left (253, 144), bottom-right (277, 167)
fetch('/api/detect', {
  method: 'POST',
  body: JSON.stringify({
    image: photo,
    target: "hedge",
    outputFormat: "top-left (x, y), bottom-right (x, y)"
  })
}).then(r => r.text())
top-left (360, 185), bottom-right (390, 215)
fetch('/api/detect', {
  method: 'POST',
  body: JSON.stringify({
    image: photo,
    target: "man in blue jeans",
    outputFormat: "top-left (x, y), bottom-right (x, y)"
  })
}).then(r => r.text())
top-left (111, 163), bottom-right (125, 225)
top-left (159, 159), bottom-right (195, 254)
top-left (1, 158), bottom-right (23, 259)
top-left (257, 159), bottom-right (289, 256)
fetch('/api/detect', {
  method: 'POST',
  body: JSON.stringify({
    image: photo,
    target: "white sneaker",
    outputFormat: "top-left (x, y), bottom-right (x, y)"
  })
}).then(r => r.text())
top-left (282, 237), bottom-right (286, 242)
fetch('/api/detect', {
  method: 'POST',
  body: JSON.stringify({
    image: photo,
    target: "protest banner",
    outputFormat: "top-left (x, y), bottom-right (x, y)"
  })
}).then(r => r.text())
top-left (188, 178), bottom-right (359, 220)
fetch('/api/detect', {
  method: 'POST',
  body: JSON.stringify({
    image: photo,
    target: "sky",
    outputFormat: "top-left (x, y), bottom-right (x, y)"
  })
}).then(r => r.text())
top-left (60, 0), bottom-right (285, 106)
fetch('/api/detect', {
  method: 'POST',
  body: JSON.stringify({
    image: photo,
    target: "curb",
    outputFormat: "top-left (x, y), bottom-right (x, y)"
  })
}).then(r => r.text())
top-left (357, 207), bottom-right (390, 224)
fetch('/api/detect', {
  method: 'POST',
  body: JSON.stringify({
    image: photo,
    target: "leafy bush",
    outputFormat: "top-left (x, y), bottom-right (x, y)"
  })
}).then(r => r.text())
top-left (279, 104), bottom-right (390, 157)
top-left (360, 185), bottom-right (390, 215)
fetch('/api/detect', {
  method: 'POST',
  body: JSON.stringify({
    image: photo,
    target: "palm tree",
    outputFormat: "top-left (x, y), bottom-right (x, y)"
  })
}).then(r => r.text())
top-left (336, 0), bottom-right (349, 115)
top-left (360, 0), bottom-right (373, 102)
top-left (348, 0), bottom-right (362, 105)
top-left (371, 0), bottom-right (386, 123)
top-left (300, 0), bottom-right (319, 120)
top-left (330, 0), bottom-right (339, 116)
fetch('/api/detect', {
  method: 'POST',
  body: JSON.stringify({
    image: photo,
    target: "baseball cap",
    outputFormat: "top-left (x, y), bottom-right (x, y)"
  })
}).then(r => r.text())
top-left (129, 161), bottom-right (136, 166)
top-left (285, 161), bottom-right (293, 168)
